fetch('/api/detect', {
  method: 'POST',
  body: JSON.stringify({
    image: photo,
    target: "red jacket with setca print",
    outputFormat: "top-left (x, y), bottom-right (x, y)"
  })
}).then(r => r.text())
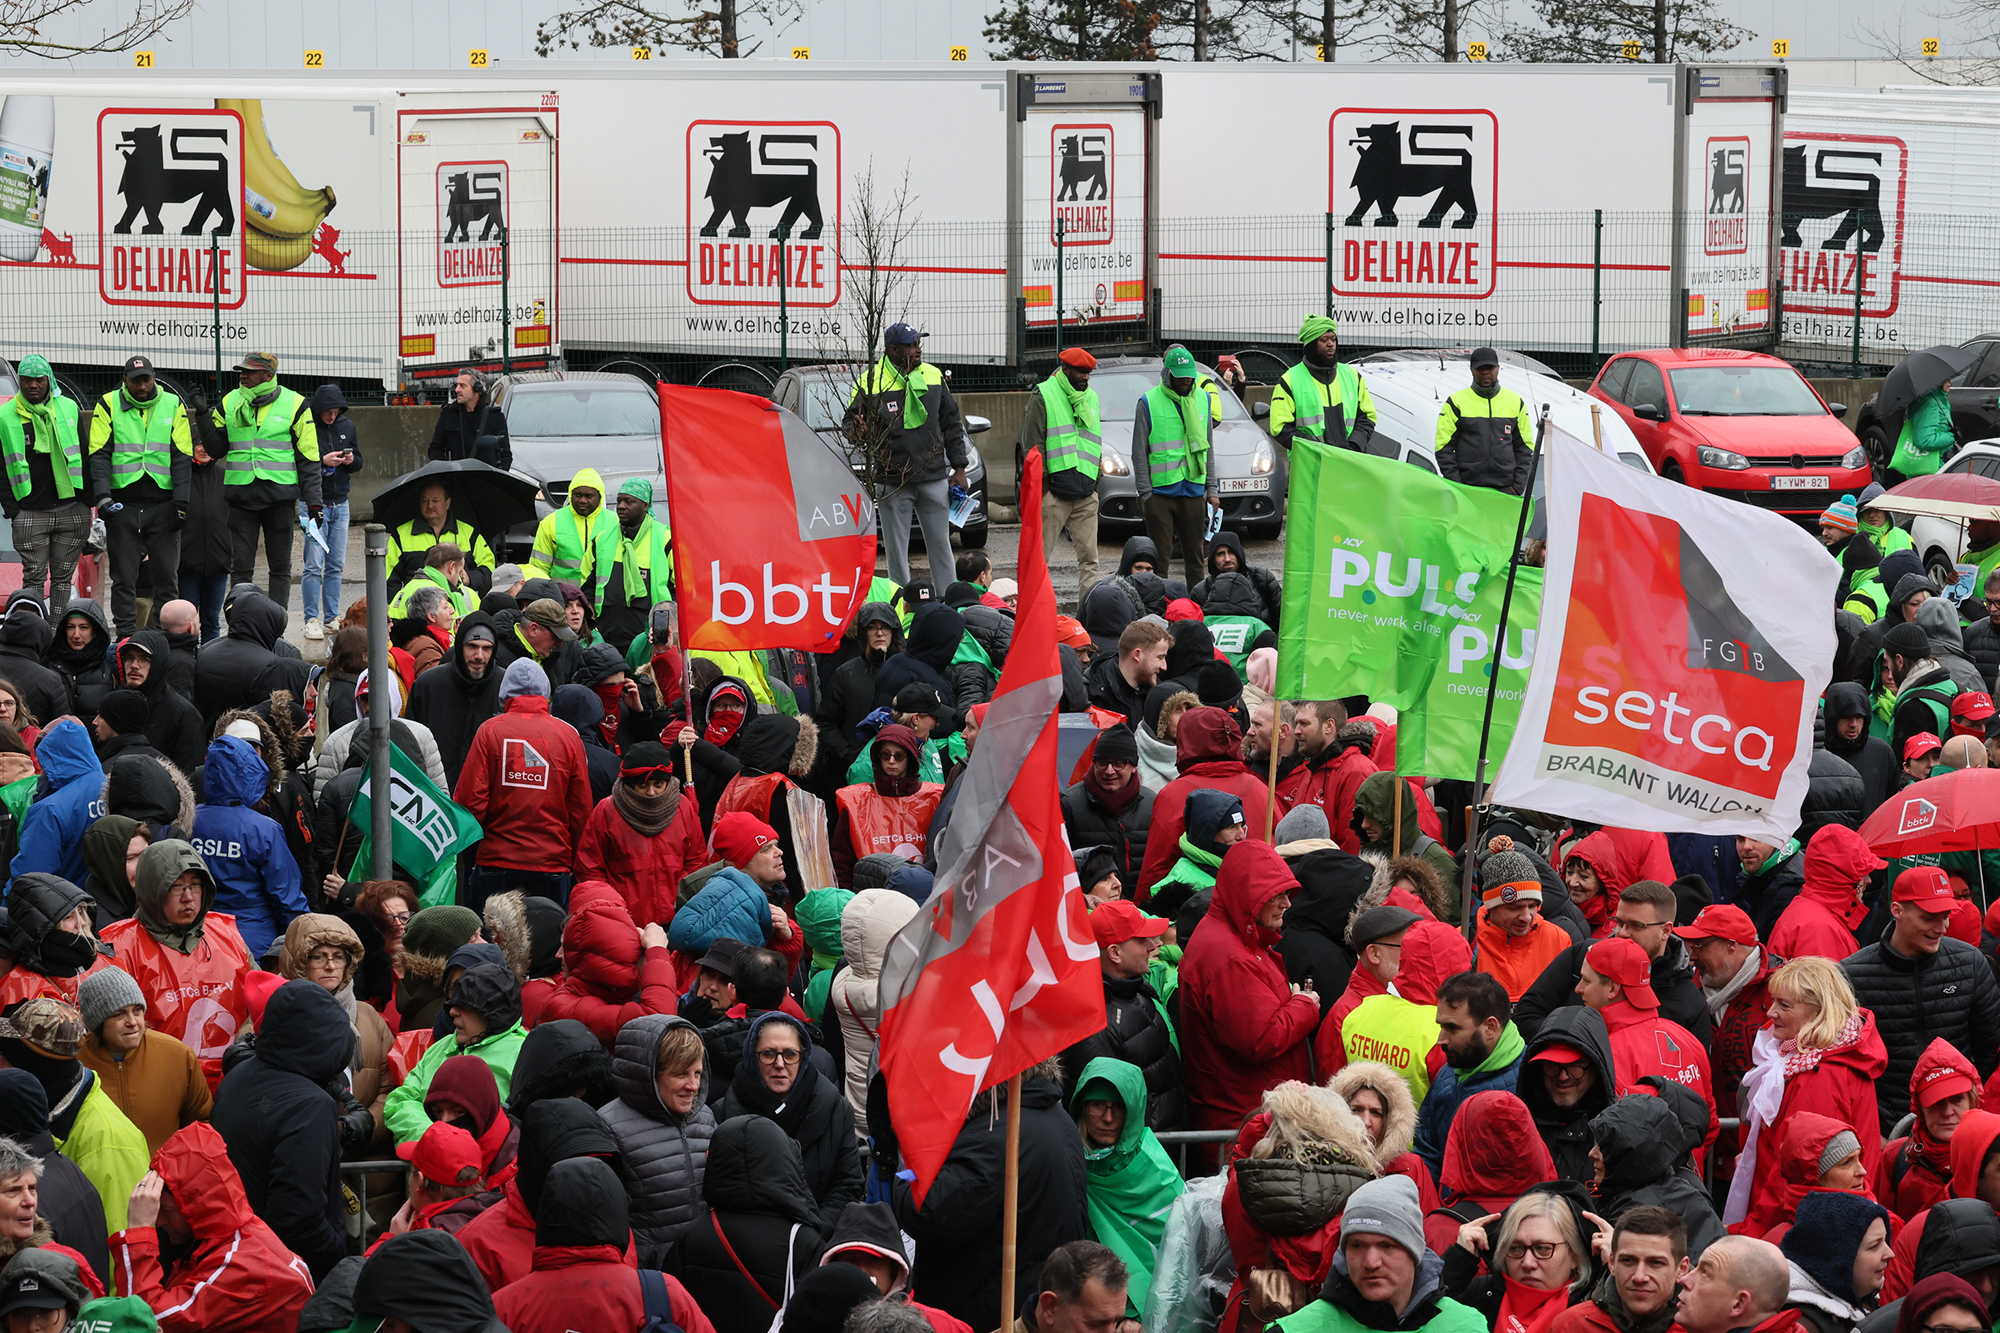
top-left (453, 695), bottom-right (593, 873)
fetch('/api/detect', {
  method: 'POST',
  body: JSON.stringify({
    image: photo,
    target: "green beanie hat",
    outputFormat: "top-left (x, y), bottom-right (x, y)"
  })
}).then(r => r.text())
top-left (74, 1297), bottom-right (161, 1332)
top-left (401, 905), bottom-right (483, 965)
top-left (1299, 314), bottom-right (1338, 345)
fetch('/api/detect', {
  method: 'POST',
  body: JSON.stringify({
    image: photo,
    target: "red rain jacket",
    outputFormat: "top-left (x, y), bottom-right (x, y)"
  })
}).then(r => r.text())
top-left (1876, 1039), bottom-right (1983, 1223)
top-left (99, 913), bottom-right (252, 1091)
top-left (455, 695), bottom-right (594, 872)
top-left (1136, 709), bottom-right (1271, 900)
top-left (535, 881), bottom-right (678, 1047)
top-left (1768, 827), bottom-right (1881, 962)
top-left (1422, 1090), bottom-right (1557, 1255)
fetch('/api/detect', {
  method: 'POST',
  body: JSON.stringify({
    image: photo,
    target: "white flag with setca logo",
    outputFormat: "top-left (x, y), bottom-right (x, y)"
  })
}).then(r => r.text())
top-left (1489, 426), bottom-right (1840, 843)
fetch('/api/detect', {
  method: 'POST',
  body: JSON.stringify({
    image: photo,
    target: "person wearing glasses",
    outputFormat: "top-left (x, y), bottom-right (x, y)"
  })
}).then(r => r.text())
top-left (715, 1011), bottom-right (861, 1239)
top-left (1442, 1185), bottom-right (1609, 1329)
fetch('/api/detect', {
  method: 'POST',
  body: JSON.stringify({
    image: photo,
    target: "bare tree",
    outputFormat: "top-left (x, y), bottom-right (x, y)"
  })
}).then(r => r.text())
top-left (983, 0), bottom-right (1167, 60)
top-left (1857, 4), bottom-right (2000, 84)
top-left (535, 0), bottom-right (804, 59)
top-left (820, 159), bottom-right (924, 500)
top-left (1497, 0), bottom-right (1748, 61)
top-left (1, 0), bottom-right (194, 59)
top-left (1365, 0), bottom-right (1494, 60)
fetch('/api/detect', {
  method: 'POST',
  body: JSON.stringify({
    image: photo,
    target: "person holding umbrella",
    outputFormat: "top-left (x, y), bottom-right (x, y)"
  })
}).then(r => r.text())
top-left (383, 480), bottom-right (497, 600)
top-left (1883, 345), bottom-right (1980, 481)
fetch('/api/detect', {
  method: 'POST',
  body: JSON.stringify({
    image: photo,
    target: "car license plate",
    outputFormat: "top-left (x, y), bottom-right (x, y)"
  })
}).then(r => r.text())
top-left (1218, 477), bottom-right (1269, 494)
top-left (1770, 475), bottom-right (1830, 491)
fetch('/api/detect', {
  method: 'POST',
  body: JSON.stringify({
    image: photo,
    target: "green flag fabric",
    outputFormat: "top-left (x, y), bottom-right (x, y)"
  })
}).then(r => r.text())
top-left (348, 742), bottom-right (483, 883)
top-left (1395, 566), bottom-right (1542, 781)
top-left (1277, 439), bottom-right (1521, 708)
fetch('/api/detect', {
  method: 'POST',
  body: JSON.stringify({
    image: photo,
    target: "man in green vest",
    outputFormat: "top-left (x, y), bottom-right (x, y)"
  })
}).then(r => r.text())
top-left (216, 351), bottom-right (320, 610)
top-left (89, 354), bottom-right (194, 635)
top-left (387, 543), bottom-right (480, 621)
top-left (1435, 348), bottom-right (1536, 494)
top-left (0, 355), bottom-right (88, 616)
top-left (598, 479), bottom-right (674, 654)
top-left (1131, 347), bottom-right (1217, 589)
top-left (1270, 315), bottom-right (1377, 453)
top-left (385, 481), bottom-right (497, 599)
top-left (844, 323), bottom-right (970, 588)
top-left (1021, 347), bottom-right (1105, 599)
top-left (525, 466), bottom-right (617, 597)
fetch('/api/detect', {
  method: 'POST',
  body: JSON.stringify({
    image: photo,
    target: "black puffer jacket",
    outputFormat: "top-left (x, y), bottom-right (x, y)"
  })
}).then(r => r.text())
top-left (1590, 1093), bottom-right (1725, 1258)
top-left (1738, 843), bottom-right (1807, 941)
top-left (1964, 615), bottom-right (2000, 694)
top-left (1802, 728), bottom-right (1866, 837)
top-left (1511, 933), bottom-right (1711, 1048)
top-left (664, 1115), bottom-right (823, 1333)
top-left (1058, 972), bottom-right (1185, 1131)
top-left (403, 610), bottom-right (505, 790)
top-left (1059, 778), bottom-right (1153, 888)
top-left (1277, 845), bottom-right (1373, 1015)
top-left (870, 604), bottom-right (963, 730)
top-left (6, 873), bottom-right (104, 984)
top-left (0, 598), bottom-right (70, 725)
top-left (1853, 1200), bottom-right (2000, 1333)
top-left (1517, 1005), bottom-right (1616, 1183)
top-left (1824, 682), bottom-right (1899, 821)
top-left (889, 1072), bottom-right (1088, 1333)
top-left (120, 629), bottom-right (205, 773)
top-left (948, 604), bottom-right (1012, 709)
top-left (505, 1018), bottom-right (613, 1115)
top-left (350, 1230), bottom-right (506, 1333)
top-left (44, 598), bottom-right (111, 725)
top-left (1842, 937), bottom-right (2000, 1133)
top-left (1190, 533), bottom-right (1282, 627)
top-left (815, 602), bottom-right (902, 785)
top-left (194, 592), bottom-right (309, 730)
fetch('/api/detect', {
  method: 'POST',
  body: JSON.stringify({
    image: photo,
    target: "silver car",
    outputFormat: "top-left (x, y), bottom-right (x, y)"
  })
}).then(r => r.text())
top-left (488, 370), bottom-right (665, 563)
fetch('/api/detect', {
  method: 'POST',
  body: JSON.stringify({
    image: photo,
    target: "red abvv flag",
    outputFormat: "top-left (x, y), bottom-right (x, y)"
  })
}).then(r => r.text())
top-left (660, 384), bottom-right (877, 652)
top-left (874, 449), bottom-right (1106, 1204)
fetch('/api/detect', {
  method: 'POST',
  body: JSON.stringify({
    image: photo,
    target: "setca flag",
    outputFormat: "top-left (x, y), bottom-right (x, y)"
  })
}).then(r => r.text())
top-left (875, 450), bottom-right (1105, 1205)
top-left (661, 385), bottom-right (877, 652)
top-left (349, 743), bottom-right (484, 875)
top-left (1277, 438), bottom-right (1520, 707)
top-left (1489, 426), bottom-right (1839, 841)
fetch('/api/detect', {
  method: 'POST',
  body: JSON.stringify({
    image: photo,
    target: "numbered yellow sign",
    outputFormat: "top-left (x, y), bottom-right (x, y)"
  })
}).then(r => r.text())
top-left (1467, 41), bottom-right (1488, 60)
top-left (133, 50), bottom-right (154, 68)
top-left (304, 49), bottom-right (324, 67)
top-left (949, 45), bottom-right (968, 61)
top-left (1771, 38), bottom-right (1790, 57)
top-left (469, 48), bottom-right (489, 67)
top-left (1621, 40), bottom-right (1642, 59)
top-left (1923, 37), bottom-right (1941, 55)
top-left (791, 45), bottom-right (810, 59)
top-left (632, 45), bottom-right (651, 59)
top-left (1314, 44), bottom-right (1326, 61)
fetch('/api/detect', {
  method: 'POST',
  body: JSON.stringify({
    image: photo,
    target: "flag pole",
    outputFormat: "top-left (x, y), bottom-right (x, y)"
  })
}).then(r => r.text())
top-left (1391, 760), bottom-right (1402, 860)
top-left (1265, 709), bottom-right (1283, 840)
top-left (1458, 406), bottom-right (1552, 937)
top-left (1000, 1070), bottom-right (1024, 1333)
top-left (657, 379), bottom-right (698, 787)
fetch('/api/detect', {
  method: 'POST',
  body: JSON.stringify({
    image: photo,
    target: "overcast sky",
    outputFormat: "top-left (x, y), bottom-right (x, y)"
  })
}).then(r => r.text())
top-left (0, 0), bottom-right (1974, 68)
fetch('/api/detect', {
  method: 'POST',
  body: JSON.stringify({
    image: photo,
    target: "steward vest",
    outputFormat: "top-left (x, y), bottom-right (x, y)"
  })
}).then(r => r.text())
top-left (1342, 993), bottom-right (1442, 1101)
top-left (1141, 386), bottom-right (1210, 490)
top-left (602, 515), bottom-right (676, 614)
top-left (1036, 374), bottom-right (1102, 481)
top-left (1842, 574), bottom-right (1887, 623)
top-left (0, 394), bottom-right (82, 501)
top-left (716, 772), bottom-right (793, 824)
top-left (222, 385), bottom-right (307, 487)
top-left (101, 389), bottom-right (183, 492)
top-left (1903, 677), bottom-right (1962, 740)
top-left (387, 566), bottom-right (479, 620)
top-left (1280, 361), bottom-right (1363, 444)
top-left (836, 782), bottom-right (944, 865)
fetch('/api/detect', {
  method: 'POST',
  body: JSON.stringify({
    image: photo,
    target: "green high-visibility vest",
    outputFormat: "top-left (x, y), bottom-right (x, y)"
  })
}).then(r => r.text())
top-left (601, 515), bottom-right (676, 613)
top-left (0, 394), bottom-right (82, 502)
top-left (1280, 361), bottom-right (1362, 444)
top-left (221, 385), bottom-right (307, 487)
top-left (529, 505), bottom-right (618, 588)
top-left (1141, 385), bottom-right (1211, 490)
top-left (1036, 374), bottom-right (1102, 481)
top-left (103, 389), bottom-right (183, 492)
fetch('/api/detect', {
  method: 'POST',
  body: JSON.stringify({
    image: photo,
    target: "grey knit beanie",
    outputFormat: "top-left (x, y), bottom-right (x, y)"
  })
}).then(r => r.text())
top-left (78, 967), bottom-right (145, 1035)
top-left (1818, 1129), bottom-right (1862, 1180)
top-left (1275, 805), bottom-right (1331, 846)
top-left (1340, 1175), bottom-right (1427, 1261)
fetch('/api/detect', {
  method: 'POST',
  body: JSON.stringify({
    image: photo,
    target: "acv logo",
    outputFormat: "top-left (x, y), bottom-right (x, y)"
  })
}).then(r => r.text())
top-left (1898, 797), bottom-right (1938, 836)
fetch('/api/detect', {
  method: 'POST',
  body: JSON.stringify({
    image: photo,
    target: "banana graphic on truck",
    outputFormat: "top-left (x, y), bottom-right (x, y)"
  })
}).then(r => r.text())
top-left (216, 98), bottom-right (336, 272)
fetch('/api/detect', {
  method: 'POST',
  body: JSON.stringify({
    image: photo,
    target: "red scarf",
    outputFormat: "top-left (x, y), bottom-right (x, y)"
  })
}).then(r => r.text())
top-left (592, 681), bottom-right (624, 751)
top-left (1084, 764), bottom-right (1142, 815)
top-left (1497, 1275), bottom-right (1570, 1333)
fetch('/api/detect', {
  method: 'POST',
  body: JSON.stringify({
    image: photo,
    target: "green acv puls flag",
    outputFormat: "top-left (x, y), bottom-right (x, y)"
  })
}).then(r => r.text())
top-left (349, 743), bottom-right (484, 905)
top-left (1277, 439), bottom-right (1530, 780)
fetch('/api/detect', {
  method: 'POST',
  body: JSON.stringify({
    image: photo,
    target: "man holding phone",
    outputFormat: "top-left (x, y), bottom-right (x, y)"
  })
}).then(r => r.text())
top-left (302, 384), bottom-right (362, 640)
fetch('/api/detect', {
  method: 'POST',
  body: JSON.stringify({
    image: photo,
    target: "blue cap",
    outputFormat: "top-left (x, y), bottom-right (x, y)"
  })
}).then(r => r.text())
top-left (885, 322), bottom-right (923, 346)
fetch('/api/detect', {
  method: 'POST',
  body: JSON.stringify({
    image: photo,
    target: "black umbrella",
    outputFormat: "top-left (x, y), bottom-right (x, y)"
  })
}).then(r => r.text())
top-left (370, 459), bottom-right (539, 536)
top-left (1877, 344), bottom-right (1983, 420)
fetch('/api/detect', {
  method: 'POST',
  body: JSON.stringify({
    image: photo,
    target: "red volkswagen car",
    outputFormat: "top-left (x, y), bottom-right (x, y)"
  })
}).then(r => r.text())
top-left (1586, 349), bottom-right (1871, 516)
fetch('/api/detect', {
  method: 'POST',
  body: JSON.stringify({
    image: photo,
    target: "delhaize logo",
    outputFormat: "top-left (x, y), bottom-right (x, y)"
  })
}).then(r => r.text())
top-left (1781, 131), bottom-right (1907, 319)
top-left (435, 161), bottom-right (507, 288)
top-left (1543, 494), bottom-right (1803, 808)
top-left (686, 120), bottom-right (840, 309)
top-left (1328, 108), bottom-right (1498, 300)
top-left (1050, 123), bottom-right (1111, 245)
top-left (97, 107), bottom-right (245, 310)
top-left (1703, 136), bottom-right (1750, 255)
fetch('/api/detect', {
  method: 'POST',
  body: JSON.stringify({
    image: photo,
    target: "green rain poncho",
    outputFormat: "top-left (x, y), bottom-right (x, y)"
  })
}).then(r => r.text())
top-left (1072, 1057), bottom-right (1185, 1316)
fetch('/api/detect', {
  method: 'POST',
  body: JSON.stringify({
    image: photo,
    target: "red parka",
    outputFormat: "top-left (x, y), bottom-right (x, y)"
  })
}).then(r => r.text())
top-left (1282, 743), bottom-right (1375, 851)
top-left (1734, 1007), bottom-right (1888, 1237)
top-left (1136, 709), bottom-right (1271, 900)
top-left (1767, 826), bottom-right (1882, 962)
top-left (574, 787), bottom-right (707, 930)
top-left (1600, 997), bottom-right (1719, 1167)
top-left (495, 1247), bottom-right (715, 1333)
top-left (535, 881), bottom-right (678, 1047)
top-left (109, 1122), bottom-right (314, 1333)
top-left (1177, 840), bottom-right (1320, 1132)
top-left (1751, 1111), bottom-right (1883, 1242)
top-left (1422, 1090), bottom-right (1557, 1255)
top-left (454, 693), bottom-right (594, 873)
top-left (1876, 1039), bottom-right (1984, 1224)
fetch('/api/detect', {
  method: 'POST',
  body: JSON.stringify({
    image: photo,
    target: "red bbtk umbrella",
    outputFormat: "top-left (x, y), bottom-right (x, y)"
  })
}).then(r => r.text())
top-left (1857, 768), bottom-right (2000, 857)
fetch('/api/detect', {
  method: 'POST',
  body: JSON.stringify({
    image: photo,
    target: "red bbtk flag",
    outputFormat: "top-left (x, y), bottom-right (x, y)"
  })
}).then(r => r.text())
top-left (875, 449), bottom-right (1106, 1205)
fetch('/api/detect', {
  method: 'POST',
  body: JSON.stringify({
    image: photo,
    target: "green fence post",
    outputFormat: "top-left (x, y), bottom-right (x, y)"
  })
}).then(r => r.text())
top-left (210, 235), bottom-right (222, 401)
top-left (1591, 210), bottom-right (1603, 365)
top-left (1055, 217), bottom-right (1065, 358)
top-left (778, 224), bottom-right (789, 374)
top-left (1325, 213), bottom-right (1334, 319)
top-left (1851, 239), bottom-right (1864, 379)
top-left (501, 223), bottom-right (512, 376)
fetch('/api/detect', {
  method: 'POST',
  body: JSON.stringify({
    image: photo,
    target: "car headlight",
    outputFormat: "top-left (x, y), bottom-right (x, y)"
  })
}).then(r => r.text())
top-left (1696, 446), bottom-right (1751, 471)
top-left (1841, 445), bottom-right (1868, 470)
top-left (1101, 450), bottom-right (1130, 477)
top-left (1250, 439), bottom-right (1275, 475)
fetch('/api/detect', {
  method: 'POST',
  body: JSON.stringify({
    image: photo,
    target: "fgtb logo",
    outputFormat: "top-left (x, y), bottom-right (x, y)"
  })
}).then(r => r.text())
top-left (501, 737), bottom-right (550, 790)
top-left (1898, 797), bottom-right (1939, 836)
top-left (1704, 137), bottom-right (1749, 255)
top-left (1329, 108), bottom-right (1497, 300)
top-left (435, 162), bottom-right (507, 288)
top-left (686, 121), bottom-right (841, 309)
top-left (1781, 132), bottom-right (1907, 319)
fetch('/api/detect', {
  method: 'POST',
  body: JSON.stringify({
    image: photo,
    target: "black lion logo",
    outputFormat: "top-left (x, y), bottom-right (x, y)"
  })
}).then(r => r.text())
top-left (1344, 122), bottom-right (1476, 229)
top-left (1709, 149), bottom-right (1744, 214)
top-left (1781, 145), bottom-right (1884, 253)
top-left (443, 171), bottom-right (506, 244)
top-left (1056, 134), bottom-right (1107, 202)
top-left (699, 132), bottom-right (824, 240)
top-left (112, 126), bottom-right (234, 236)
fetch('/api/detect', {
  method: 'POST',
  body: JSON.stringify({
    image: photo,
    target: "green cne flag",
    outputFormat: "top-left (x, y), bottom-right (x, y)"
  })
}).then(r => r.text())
top-left (347, 743), bottom-right (484, 906)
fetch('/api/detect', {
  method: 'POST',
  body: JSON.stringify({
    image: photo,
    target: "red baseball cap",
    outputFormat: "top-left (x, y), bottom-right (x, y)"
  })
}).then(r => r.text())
top-left (396, 1121), bottom-right (484, 1188)
top-left (1916, 1061), bottom-right (1979, 1108)
top-left (1587, 937), bottom-right (1658, 1009)
top-left (1529, 1043), bottom-right (1585, 1065)
top-left (1091, 899), bottom-right (1170, 947)
top-left (1904, 732), bottom-right (1945, 762)
top-left (1954, 692), bottom-right (1997, 723)
top-left (1672, 903), bottom-right (1759, 947)
top-left (1894, 864), bottom-right (1957, 909)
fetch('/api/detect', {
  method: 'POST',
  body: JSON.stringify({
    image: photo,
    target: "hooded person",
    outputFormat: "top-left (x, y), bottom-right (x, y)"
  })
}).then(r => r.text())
top-left (483, 888), bottom-right (566, 1025)
top-left (1824, 684), bottom-right (1900, 820)
top-left (393, 904), bottom-right (485, 1035)
top-left (537, 880), bottom-right (678, 1047)
top-left (815, 601), bottom-right (905, 785)
top-left (113, 631), bottom-right (202, 775)
top-left (664, 1114), bottom-right (825, 1333)
top-left (1590, 1095), bottom-right (1726, 1257)
top-left (98, 840), bottom-right (249, 1089)
top-left (188, 736), bottom-right (304, 960)
top-left (276, 912), bottom-right (391, 1142)
top-left (1754, 1114), bottom-right (1882, 1243)
top-left (190, 590), bottom-right (309, 732)
top-left (1136, 706), bottom-right (1270, 900)
top-left (0, 1067), bottom-right (109, 1290)
top-left (831, 721), bottom-right (944, 889)
top-left (384, 962), bottom-right (528, 1146)
top-left (870, 603), bottom-right (966, 723)
top-left (1877, 1040), bottom-right (1982, 1223)
top-left (721, 1011), bottom-right (863, 1238)
top-left (419, 1053), bottom-right (522, 1204)
top-left (77, 815), bottom-right (144, 928)
top-left (505, 1018), bottom-right (615, 1119)
top-left (0, 873), bottom-right (110, 1010)
top-left (108, 1121), bottom-right (314, 1333)
top-left (405, 609), bottom-right (506, 790)
top-left (828, 888), bottom-right (920, 1134)
top-left (1781, 1192), bottom-right (1895, 1333)
top-left (820, 1201), bottom-right (969, 1333)
top-left (0, 598), bottom-right (70, 729)
top-left (1517, 1006), bottom-right (1618, 1184)
top-left (1276, 819), bottom-right (1373, 1014)
top-left (453, 1095), bottom-right (630, 1293)
top-left (207, 979), bottom-right (353, 1278)
top-left (602, 1013), bottom-right (716, 1253)
top-left (342, 1229), bottom-right (510, 1333)
top-left (1350, 772), bottom-right (1453, 887)
top-left (45, 599), bottom-right (112, 728)
top-left (793, 887), bottom-right (854, 1025)
top-left (550, 683), bottom-right (620, 805)
top-left (9, 720), bottom-right (103, 886)
top-left (1178, 840), bottom-right (1321, 1136)
top-left (1149, 787), bottom-right (1246, 927)
top-left (1068, 1058), bottom-right (1184, 1318)
top-left (1326, 920), bottom-right (1471, 1096)
top-left (1270, 1173), bottom-right (1485, 1333)
top-left (1868, 1197), bottom-right (2000, 1318)
top-left (1770, 827), bottom-right (1884, 963)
